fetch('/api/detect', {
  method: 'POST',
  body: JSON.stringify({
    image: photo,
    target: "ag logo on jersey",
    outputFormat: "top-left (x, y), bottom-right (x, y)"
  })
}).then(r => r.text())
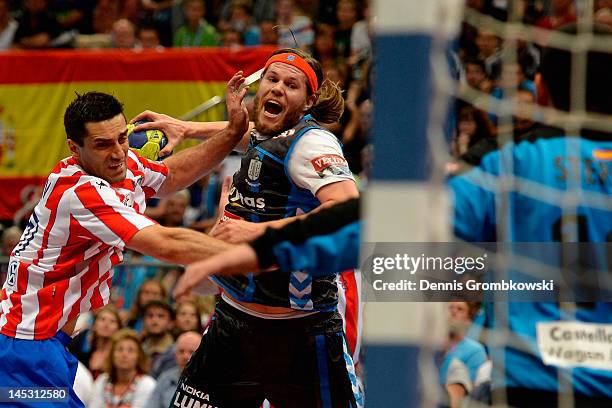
top-left (247, 158), bottom-right (262, 181)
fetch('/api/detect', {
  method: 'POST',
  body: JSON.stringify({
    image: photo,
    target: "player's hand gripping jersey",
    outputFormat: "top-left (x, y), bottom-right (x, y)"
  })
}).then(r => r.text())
top-left (0, 150), bottom-right (167, 339)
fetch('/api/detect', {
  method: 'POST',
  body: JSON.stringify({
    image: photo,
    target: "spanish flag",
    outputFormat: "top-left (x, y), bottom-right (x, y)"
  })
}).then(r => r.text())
top-left (0, 47), bottom-right (273, 220)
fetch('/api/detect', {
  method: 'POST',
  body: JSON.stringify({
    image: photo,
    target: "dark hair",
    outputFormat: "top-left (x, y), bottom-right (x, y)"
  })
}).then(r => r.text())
top-left (266, 48), bottom-right (345, 123)
top-left (143, 299), bottom-right (176, 320)
top-left (128, 278), bottom-right (167, 325)
top-left (541, 23), bottom-right (612, 114)
top-left (457, 105), bottom-right (496, 146)
top-left (64, 92), bottom-right (124, 146)
top-left (464, 57), bottom-right (486, 73)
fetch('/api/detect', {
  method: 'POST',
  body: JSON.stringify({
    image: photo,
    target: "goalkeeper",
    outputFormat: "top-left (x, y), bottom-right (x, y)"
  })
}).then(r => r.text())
top-left (449, 24), bottom-right (612, 407)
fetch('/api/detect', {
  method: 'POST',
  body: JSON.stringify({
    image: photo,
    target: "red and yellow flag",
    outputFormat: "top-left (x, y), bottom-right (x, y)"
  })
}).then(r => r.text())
top-left (0, 47), bottom-right (274, 220)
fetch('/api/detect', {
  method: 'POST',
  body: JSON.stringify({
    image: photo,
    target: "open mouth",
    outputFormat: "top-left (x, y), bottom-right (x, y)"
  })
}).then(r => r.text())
top-left (109, 162), bottom-right (123, 172)
top-left (264, 100), bottom-right (283, 117)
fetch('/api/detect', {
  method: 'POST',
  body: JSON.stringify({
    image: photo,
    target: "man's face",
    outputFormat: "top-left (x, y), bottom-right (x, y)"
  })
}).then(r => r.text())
top-left (476, 31), bottom-right (499, 57)
top-left (143, 307), bottom-right (173, 335)
top-left (254, 62), bottom-right (316, 136)
top-left (139, 29), bottom-right (160, 48)
top-left (164, 194), bottom-right (188, 226)
top-left (185, 1), bottom-right (204, 25)
top-left (68, 114), bottom-right (129, 184)
top-left (174, 334), bottom-right (201, 369)
top-left (448, 301), bottom-right (471, 324)
top-left (139, 281), bottom-right (163, 306)
top-left (466, 63), bottom-right (486, 88)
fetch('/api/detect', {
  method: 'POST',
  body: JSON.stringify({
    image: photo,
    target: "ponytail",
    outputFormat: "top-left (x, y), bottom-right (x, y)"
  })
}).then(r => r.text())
top-left (310, 79), bottom-right (345, 124)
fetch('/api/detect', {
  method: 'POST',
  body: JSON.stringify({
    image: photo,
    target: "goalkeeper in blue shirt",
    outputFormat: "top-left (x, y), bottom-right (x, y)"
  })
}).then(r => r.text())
top-left (449, 23), bottom-right (612, 407)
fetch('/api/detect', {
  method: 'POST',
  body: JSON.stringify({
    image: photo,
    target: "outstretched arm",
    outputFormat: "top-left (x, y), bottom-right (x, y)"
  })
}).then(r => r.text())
top-left (155, 72), bottom-right (249, 197)
top-left (211, 179), bottom-right (359, 243)
top-left (127, 223), bottom-right (233, 265)
top-left (172, 198), bottom-right (360, 298)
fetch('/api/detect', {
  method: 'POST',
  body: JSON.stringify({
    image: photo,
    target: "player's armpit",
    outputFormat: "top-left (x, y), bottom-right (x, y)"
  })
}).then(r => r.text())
top-left (126, 223), bottom-right (233, 265)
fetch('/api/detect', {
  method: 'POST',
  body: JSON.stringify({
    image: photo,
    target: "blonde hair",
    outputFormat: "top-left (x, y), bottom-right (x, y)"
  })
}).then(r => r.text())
top-left (266, 48), bottom-right (345, 124)
top-left (105, 329), bottom-right (149, 383)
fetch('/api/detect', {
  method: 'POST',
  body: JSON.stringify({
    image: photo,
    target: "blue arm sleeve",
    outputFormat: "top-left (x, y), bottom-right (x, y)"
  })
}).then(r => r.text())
top-left (271, 221), bottom-right (361, 277)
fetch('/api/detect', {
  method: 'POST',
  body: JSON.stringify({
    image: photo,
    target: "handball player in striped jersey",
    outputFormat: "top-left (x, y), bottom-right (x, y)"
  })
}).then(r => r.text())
top-left (0, 72), bottom-right (249, 408)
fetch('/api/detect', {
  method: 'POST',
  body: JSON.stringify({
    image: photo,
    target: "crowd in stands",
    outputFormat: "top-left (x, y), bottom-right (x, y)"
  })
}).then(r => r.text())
top-left (450, 0), bottom-right (612, 171)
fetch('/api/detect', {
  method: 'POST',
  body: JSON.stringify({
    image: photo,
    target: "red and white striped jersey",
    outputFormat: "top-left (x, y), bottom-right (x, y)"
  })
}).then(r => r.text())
top-left (0, 150), bottom-right (168, 340)
top-left (337, 269), bottom-right (362, 364)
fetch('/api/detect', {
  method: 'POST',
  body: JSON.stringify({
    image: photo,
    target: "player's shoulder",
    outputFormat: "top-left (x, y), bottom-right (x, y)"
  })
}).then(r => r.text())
top-left (46, 158), bottom-right (108, 194)
top-left (297, 126), bottom-right (342, 151)
top-left (126, 148), bottom-right (168, 176)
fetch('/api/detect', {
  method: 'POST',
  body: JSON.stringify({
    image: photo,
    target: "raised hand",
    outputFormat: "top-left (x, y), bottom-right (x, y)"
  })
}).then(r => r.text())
top-left (225, 71), bottom-right (250, 139)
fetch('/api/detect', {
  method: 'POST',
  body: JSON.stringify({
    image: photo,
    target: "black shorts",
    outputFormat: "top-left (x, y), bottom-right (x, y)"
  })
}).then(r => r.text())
top-left (170, 299), bottom-right (363, 408)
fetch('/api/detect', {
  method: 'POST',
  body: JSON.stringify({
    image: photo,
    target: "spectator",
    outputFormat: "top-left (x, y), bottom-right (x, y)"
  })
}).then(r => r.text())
top-left (536, 0), bottom-right (576, 30)
top-left (145, 331), bottom-right (202, 408)
top-left (463, 57), bottom-right (493, 93)
top-left (312, 23), bottom-right (341, 71)
top-left (594, 7), bottom-right (612, 27)
top-left (440, 302), bottom-right (489, 408)
top-left (146, 189), bottom-right (191, 227)
top-left (141, 0), bottom-right (174, 46)
top-left (92, 0), bottom-right (121, 34)
top-left (220, 26), bottom-right (242, 47)
top-left (111, 18), bottom-right (139, 49)
top-left (173, 0), bottom-right (218, 47)
top-left (276, 0), bottom-right (313, 51)
top-left (89, 329), bottom-right (156, 408)
top-left (349, 0), bottom-right (371, 64)
top-left (127, 279), bottom-right (166, 332)
top-left (149, 299), bottom-right (203, 378)
top-left (174, 299), bottom-right (203, 336)
top-left (1, 225), bottom-right (22, 256)
top-left (257, 18), bottom-right (277, 45)
top-left (69, 306), bottom-right (123, 379)
top-left (13, 0), bottom-right (62, 49)
top-left (0, 0), bottom-right (18, 50)
top-left (226, 0), bottom-right (258, 45)
top-left (141, 300), bottom-right (175, 372)
top-left (138, 22), bottom-right (163, 49)
top-left (334, 0), bottom-right (359, 58)
top-left (475, 29), bottom-right (502, 80)
top-left (452, 105), bottom-right (497, 164)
